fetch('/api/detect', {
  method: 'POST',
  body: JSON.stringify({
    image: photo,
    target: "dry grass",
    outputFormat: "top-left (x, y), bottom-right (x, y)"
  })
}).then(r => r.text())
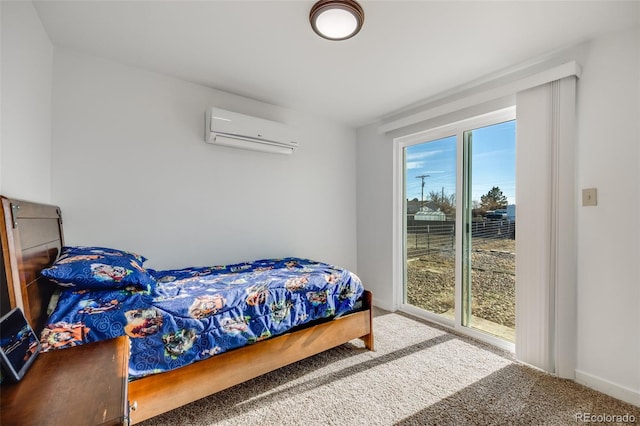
top-left (406, 238), bottom-right (515, 328)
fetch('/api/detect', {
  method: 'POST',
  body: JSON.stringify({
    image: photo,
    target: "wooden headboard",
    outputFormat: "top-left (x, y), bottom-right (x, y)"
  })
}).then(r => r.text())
top-left (1, 196), bottom-right (64, 332)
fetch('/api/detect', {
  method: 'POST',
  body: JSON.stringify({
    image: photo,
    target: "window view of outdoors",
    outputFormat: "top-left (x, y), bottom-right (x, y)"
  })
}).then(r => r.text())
top-left (405, 135), bottom-right (457, 322)
top-left (404, 119), bottom-right (516, 343)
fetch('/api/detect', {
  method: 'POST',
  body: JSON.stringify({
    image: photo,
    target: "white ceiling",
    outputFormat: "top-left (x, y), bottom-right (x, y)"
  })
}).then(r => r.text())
top-left (33, 1), bottom-right (639, 128)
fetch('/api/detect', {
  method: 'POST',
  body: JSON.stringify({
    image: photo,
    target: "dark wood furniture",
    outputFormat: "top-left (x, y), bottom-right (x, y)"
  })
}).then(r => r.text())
top-left (0, 196), bottom-right (374, 424)
top-left (1, 336), bottom-right (130, 426)
top-left (0, 197), bottom-right (63, 328)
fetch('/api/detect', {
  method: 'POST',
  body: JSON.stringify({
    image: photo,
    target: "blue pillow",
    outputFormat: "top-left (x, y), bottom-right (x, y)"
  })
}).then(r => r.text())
top-left (41, 246), bottom-right (154, 291)
top-left (61, 246), bottom-right (147, 263)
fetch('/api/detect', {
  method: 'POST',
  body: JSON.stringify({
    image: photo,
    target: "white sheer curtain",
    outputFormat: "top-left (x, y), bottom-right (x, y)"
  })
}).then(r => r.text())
top-left (515, 76), bottom-right (577, 378)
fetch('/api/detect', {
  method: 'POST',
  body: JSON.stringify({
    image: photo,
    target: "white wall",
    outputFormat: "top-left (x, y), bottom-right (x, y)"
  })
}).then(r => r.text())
top-left (0, 1), bottom-right (53, 202)
top-left (574, 26), bottom-right (640, 405)
top-left (51, 49), bottom-right (357, 272)
top-left (356, 26), bottom-right (640, 404)
top-left (356, 124), bottom-right (394, 310)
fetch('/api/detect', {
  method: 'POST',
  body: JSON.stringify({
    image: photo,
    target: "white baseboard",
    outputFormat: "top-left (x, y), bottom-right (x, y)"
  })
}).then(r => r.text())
top-left (575, 369), bottom-right (640, 407)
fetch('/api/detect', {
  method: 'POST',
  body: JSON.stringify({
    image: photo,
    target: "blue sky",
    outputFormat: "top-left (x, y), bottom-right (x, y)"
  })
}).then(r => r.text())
top-left (405, 120), bottom-right (516, 206)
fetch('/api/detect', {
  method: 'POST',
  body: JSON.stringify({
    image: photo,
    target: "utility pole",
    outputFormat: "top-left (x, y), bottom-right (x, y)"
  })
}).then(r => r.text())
top-left (416, 174), bottom-right (430, 210)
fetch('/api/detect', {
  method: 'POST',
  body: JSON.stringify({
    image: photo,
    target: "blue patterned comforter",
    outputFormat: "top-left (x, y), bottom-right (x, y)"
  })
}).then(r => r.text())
top-left (41, 258), bottom-right (364, 379)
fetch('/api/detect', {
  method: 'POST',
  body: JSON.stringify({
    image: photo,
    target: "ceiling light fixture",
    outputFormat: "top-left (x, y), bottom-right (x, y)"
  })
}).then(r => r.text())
top-left (309, 0), bottom-right (365, 41)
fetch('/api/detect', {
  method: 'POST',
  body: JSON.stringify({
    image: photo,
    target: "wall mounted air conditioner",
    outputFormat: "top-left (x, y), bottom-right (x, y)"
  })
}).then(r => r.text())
top-left (205, 107), bottom-right (299, 154)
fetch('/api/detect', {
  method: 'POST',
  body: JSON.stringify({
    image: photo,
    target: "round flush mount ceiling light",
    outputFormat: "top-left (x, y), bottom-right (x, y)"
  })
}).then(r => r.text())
top-left (309, 0), bottom-right (365, 41)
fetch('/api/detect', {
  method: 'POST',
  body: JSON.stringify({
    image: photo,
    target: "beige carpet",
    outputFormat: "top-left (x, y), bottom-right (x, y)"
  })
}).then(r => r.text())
top-left (139, 310), bottom-right (639, 425)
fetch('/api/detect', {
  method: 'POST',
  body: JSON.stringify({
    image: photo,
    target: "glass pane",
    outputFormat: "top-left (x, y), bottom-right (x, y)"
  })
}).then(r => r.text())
top-left (404, 135), bottom-right (456, 320)
top-left (463, 120), bottom-right (516, 342)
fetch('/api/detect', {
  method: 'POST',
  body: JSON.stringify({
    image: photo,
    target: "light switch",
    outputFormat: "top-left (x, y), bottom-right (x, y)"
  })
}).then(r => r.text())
top-left (582, 188), bottom-right (597, 206)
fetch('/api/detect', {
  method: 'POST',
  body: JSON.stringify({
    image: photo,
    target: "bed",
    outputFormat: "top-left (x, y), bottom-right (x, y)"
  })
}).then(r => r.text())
top-left (0, 196), bottom-right (374, 424)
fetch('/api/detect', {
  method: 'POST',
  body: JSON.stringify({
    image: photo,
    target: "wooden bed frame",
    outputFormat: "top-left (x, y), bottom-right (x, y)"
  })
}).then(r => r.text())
top-left (0, 196), bottom-right (374, 424)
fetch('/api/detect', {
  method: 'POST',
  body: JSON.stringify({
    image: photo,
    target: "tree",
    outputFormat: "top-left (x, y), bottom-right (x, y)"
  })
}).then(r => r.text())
top-left (480, 186), bottom-right (508, 211)
top-left (428, 190), bottom-right (456, 215)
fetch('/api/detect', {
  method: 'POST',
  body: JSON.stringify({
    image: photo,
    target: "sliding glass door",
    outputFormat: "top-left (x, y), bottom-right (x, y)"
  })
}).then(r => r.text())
top-left (401, 109), bottom-right (516, 346)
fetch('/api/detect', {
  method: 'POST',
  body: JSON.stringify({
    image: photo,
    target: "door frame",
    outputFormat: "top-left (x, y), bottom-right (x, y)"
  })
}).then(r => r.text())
top-left (393, 106), bottom-right (516, 352)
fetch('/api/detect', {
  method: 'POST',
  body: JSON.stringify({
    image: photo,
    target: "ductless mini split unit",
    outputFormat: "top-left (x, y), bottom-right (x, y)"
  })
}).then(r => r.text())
top-left (205, 107), bottom-right (299, 154)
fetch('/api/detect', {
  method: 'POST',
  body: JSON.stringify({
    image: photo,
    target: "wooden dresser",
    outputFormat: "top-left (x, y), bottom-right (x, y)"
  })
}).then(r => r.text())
top-left (1, 336), bottom-right (130, 426)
